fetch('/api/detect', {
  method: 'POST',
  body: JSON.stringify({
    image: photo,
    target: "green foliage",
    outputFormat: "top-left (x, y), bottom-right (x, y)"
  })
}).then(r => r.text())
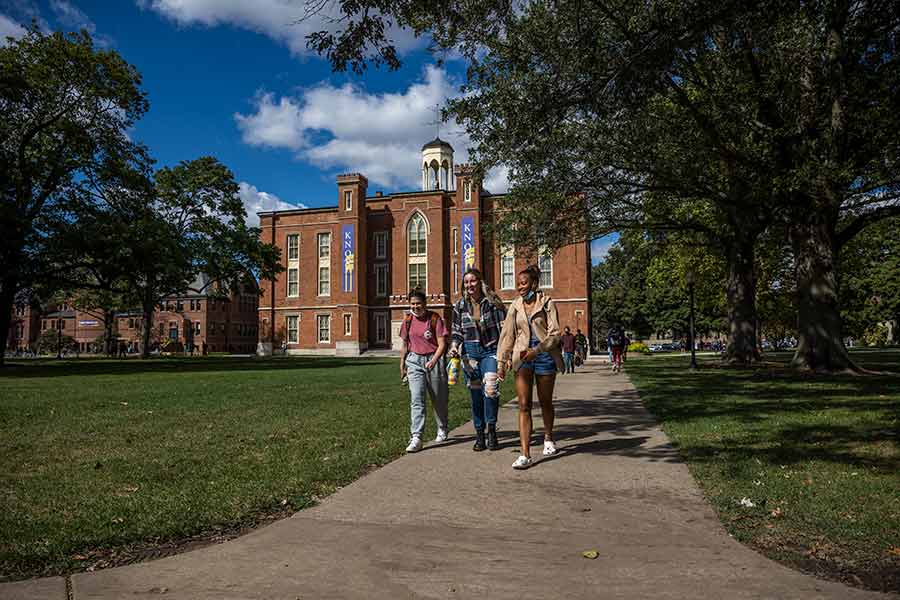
top-left (628, 341), bottom-right (650, 355)
top-left (861, 325), bottom-right (889, 348)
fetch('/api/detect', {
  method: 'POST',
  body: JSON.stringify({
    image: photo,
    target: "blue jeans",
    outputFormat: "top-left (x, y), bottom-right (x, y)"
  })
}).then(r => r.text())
top-left (563, 351), bottom-right (575, 373)
top-left (462, 342), bottom-right (499, 430)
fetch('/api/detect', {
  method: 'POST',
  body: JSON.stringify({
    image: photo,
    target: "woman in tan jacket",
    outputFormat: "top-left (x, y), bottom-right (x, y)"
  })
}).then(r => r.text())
top-left (498, 265), bottom-right (564, 469)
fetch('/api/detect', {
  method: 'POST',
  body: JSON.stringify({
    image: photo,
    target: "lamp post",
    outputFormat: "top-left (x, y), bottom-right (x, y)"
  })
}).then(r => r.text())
top-left (56, 318), bottom-right (63, 360)
top-left (686, 269), bottom-right (698, 370)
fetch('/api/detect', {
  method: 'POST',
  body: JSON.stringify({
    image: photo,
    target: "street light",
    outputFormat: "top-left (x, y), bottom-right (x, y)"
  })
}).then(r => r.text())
top-left (685, 269), bottom-right (698, 370)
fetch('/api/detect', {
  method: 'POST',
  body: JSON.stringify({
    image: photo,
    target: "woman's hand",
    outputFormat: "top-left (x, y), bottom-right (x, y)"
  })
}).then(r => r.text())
top-left (425, 358), bottom-right (437, 370)
top-left (400, 363), bottom-right (408, 378)
top-left (522, 349), bottom-right (538, 362)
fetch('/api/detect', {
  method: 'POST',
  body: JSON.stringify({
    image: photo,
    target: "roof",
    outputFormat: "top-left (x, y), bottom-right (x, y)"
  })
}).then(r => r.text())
top-left (421, 137), bottom-right (454, 152)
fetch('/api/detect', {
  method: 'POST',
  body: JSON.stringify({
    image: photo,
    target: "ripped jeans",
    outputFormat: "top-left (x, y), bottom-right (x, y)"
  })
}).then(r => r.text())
top-left (462, 341), bottom-right (500, 430)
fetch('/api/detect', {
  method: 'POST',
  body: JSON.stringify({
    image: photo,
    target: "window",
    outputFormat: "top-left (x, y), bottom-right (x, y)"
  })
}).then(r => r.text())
top-left (375, 264), bottom-right (389, 297)
top-left (409, 263), bottom-right (427, 292)
top-left (464, 180), bottom-right (471, 202)
top-left (375, 312), bottom-right (388, 344)
top-left (196, 300), bottom-right (202, 311)
top-left (177, 301), bottom-right (184, 311)
top-left (318, 232), bottom-right (331, 296)
top-left (344, 190), bottom-right (352, 211)
top-left (501, 245), bottom-right (515, 290)
top-left (195, 322), bottom-right (201, 335)
top-left (128, 318), bottom-right (135, 329)
top-left (287, 268), bottom-right (299, 297)
top-left (287, 234), bottom-right (299, 260)
top-left (453, 261), bottom-right (459, 291)
top-left (374, 231), bottom-right (388, 259)
top-left (452, 227), bottom-right (459, 255)
top-left (317, 314), bottom-right (331, 343)
top-left (286, 315), bottom-right (298, 343)
top-left (407, 214), bottom-right (426, 256)
top-left (539, 248), bottom-right (553, 288)
top-left (407, 213), bottom-right (427, 292)
top-left (343, 313), bottom-right (352, 336)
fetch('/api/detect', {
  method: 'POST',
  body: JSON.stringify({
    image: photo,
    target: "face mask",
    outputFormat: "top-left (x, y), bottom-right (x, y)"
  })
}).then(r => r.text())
top-left (523, 289), bottom-right (536, 301)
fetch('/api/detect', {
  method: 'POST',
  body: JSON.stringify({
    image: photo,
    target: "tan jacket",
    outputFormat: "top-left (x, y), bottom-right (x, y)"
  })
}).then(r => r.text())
top-left (498, 292), bottom-right (564, 373)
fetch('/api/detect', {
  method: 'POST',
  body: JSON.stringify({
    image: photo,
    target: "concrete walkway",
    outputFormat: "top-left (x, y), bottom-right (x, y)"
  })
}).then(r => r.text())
top-left (2, 359), bottom-right (890, 599)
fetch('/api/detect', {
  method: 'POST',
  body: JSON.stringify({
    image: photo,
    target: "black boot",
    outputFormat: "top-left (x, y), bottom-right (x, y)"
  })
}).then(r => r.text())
top-left (473, 429), bottom-right (486, 451)
top-left (487, 425), bottom-right (499, 451)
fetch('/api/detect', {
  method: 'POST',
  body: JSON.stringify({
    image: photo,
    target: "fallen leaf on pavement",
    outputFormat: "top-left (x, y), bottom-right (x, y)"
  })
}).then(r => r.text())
top-left (582, 550), bottom-right (599, 559)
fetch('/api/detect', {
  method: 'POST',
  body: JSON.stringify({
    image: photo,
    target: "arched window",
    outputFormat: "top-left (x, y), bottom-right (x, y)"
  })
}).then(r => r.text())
top-left (407, 213), bottom-right (427, 291)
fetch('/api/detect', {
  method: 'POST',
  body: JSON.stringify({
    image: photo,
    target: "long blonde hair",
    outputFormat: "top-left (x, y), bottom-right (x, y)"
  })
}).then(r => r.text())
top-left (462, 268), bottom-right (506, 311)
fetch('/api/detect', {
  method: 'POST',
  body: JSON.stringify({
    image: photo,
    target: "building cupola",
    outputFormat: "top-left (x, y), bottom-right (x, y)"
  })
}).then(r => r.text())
top-left (421, 138), bottom-right (454, 191)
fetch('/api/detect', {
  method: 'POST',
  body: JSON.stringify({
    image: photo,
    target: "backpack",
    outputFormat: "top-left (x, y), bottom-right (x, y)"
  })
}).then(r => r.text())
top-left (610, 329), bottom-right (625, 347)
top-left (401, 311), bottom-right (440, 344)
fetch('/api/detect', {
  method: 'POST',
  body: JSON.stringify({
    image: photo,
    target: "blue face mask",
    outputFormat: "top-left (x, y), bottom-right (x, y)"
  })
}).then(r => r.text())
top-left (523, 289), bottom-right (536, 301)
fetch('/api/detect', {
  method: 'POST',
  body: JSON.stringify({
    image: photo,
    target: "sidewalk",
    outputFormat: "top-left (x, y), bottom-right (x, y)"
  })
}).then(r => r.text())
top-left (2, 359), bottom-right (889, 599)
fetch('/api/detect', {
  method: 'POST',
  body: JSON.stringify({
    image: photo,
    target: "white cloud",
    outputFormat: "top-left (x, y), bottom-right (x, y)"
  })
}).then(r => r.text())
top-left (0, 14), bottom-right (26, 42)
top-left (50, 0), bottom-right (95, 33)
top-left (235, 66), bottom-right (510, 192)
top-left (239, 181), bottom-right (305, 227)
top-left (591, 234), bottom-right (619, 265)
top-left (139, 0), bottom-right (419, 57)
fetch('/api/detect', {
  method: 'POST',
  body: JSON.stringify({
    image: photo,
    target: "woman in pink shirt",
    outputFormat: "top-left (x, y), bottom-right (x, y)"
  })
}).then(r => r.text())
top-left (399, 290), bottom-right (450, 452)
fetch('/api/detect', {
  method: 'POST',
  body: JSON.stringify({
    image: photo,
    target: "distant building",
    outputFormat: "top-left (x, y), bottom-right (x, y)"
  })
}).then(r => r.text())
top-left (257, 139), bottom-right (592, 355)
top-left (7, 275), bottom-right (260, 355)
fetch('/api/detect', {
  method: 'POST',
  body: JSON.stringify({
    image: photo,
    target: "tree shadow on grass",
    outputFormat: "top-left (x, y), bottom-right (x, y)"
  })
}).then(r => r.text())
top-left (0, 356), bottom-right (394, 379)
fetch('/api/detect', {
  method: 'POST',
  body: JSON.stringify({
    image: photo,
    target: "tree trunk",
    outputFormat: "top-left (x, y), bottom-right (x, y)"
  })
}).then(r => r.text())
top-left (141, 297), bottom-right (153, 359)
top-left (789, 220), bottom-right (857, 372)
top-left (0, 279), bottom-right (16, 368)
top-left (722, 234), bottom-right (761, 365)
top-left (104, 309), bottom-right (115, 356)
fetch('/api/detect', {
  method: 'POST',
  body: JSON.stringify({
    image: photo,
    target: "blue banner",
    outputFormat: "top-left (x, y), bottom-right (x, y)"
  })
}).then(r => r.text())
top-left (461, 216), bottom-right (475, 279)
top-left (342, 223), bottom-right (355, 292)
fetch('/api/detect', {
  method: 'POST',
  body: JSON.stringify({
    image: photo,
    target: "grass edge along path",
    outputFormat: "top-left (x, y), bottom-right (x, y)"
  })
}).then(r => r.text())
top-left (0, 356), bottom-right (494, 582)
top-left (626, 350), bottom-right (900, 594)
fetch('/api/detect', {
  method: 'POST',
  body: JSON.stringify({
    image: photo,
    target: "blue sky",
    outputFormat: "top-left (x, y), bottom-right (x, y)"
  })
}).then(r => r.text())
top-left (1, 0), bottom-right (615, 263)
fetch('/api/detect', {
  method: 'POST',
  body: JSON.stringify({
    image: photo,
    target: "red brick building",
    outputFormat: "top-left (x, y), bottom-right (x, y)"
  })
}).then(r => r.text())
top-left (7, 276), bottom-right (260, 355)
top-left (257, 140), bottom-right (592, 355)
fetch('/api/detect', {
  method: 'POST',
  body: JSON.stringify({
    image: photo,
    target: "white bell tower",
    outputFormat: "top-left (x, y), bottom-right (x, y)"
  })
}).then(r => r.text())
top-left (421, 138), bottom-right (454, 191)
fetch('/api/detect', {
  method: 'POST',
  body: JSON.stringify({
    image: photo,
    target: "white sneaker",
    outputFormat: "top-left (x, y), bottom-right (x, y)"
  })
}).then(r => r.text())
top-left (512, 455), bottom-right (533, 470)
top-left (434, 428), bottom-right (448, 442)
top-left (405, 436), bottom-right (422, 453)
top-left (542, 440), bottom-right (558, 456)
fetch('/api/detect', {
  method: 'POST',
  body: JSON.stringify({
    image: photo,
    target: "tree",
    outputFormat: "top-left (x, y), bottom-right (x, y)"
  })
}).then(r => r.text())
top-left (0, 28), bottom-right (147, 366)
top-left (123, 157), bottom-right (282, 358)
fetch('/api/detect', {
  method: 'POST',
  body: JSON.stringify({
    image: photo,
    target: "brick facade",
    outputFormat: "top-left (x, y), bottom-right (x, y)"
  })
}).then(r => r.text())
top-left (258, 142), bottom-right (591, 355)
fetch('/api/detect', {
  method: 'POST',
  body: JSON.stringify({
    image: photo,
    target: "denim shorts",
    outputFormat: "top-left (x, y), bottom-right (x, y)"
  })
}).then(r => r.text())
top-left (518, 350), bottom-right (557, 375)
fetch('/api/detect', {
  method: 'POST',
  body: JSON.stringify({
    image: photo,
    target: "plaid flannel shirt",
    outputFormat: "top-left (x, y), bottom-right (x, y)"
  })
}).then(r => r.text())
top-left (451, 296), bottom-right (507, 350)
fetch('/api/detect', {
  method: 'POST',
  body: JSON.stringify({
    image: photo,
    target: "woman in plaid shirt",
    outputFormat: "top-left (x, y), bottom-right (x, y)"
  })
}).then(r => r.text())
top-left (450, 268), bottom-right (507, 451)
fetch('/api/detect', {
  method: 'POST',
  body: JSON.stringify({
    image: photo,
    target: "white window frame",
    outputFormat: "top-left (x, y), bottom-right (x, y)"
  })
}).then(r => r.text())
top-left (317, 232), bottom-right (331, 296)
top-left (464, 180), bottom-right (471, 203)
top-left (317, 314), bottom-right (331, 343)
top-left (539, 247), bottom-right (554, 288)
top-left (452, 227), bottom-right (459, 255)
top-left (375, 263), bottom-right (389, 297)
top-left (344, 190), bottom-right (352, 211)
top-left (287, 267), bottom-right (299, 298)
top-left (286, 315), bottom-right (299, 343)
top-left (343, 313), bottom-right (352, 336)
top-left (407, 213), bottom-right (427, 293)
top-left (286, 234), bottom-right (299, 260)
top-left (374, 312), bottom-right (388, 344)
top-left (500, 245), bottom-right (515, 290)
top-left (374, 231), bottom-right (388, 259)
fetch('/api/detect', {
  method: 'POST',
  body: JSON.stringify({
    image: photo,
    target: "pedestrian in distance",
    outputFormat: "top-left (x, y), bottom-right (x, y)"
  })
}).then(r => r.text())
top-left (574, 328), bottom-right (587, 365)
top-left (450, 268), bottom-right (507, 452)
top-left (607, 325), bottom-right (627, 372)
top-left (498, 265), bottom-right (564, 470)
top-left (400, 290), bottom-right (450, 453)
top-left (560, 326), bottom-right (576, 374)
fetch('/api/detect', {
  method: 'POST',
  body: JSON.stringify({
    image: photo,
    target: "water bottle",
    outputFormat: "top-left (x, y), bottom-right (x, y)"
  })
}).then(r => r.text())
top-left (447, 357), bottom-right (461, 385)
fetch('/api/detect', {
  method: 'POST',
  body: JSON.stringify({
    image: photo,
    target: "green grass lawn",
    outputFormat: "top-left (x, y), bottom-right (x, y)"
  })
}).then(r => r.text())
top-left (626, 349), bottom-right (900, 593)
top-left (0, 356), bottom-right (479, 581)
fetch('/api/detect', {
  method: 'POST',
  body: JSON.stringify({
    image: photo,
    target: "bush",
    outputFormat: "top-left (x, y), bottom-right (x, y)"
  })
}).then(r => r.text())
top-left (629, 341), bottom-right (651, 354)
top-left (862, 324), bottom-right (889, 347)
